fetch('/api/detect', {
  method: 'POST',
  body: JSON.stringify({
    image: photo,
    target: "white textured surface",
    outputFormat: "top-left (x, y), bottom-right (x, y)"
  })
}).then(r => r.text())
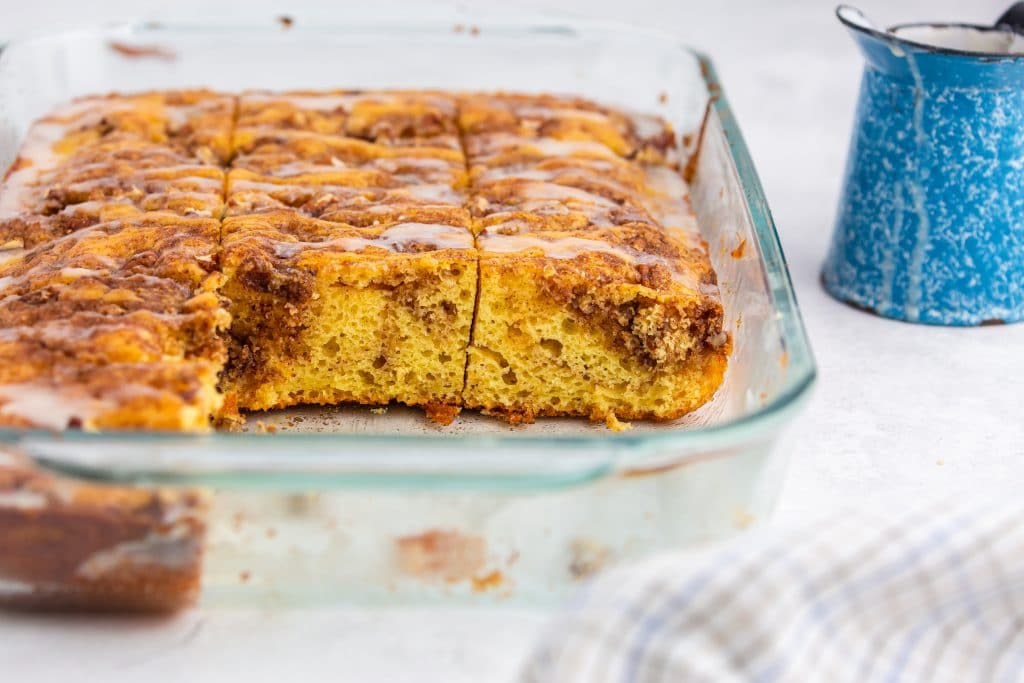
top-left (525, 501), bottom-right (1024, 682)
top-left (0, 0), bottom-right (1021, 680)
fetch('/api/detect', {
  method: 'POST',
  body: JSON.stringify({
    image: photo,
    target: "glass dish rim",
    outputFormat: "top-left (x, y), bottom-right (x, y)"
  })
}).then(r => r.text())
top-left (0, 19), bottom-right (817, 455)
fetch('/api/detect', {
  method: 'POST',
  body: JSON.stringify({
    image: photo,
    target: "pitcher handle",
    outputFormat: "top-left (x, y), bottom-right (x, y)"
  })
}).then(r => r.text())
top-left (996, 2), bottom-right (1024, 33)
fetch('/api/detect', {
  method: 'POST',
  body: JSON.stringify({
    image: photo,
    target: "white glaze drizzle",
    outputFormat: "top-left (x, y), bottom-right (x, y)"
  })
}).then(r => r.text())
top-left (0, 317), bottom-right (132, 344)
top-left (0, 489), bottom-right (48, 509)
top-left (501, 102), bottom-right (670, 146)
top-left (0, 384), bottom-right (110, 430)
top-left (271, 223), bottom-right (472, 258)
top-left (476, 157), bottom-right (627, 180)
top-left (471, 134), bottom-right (618, 160)
top-left (402, 183), bottom-right (465, 203)
top-left (640, 165), bottom-right (701, 237)
top-left (511, 181), bottom-right (619, 208)
top-left (76, 528), bottom-right (196, 580)
top-left (483, 180), bottom-right (652, 227)
top-left (242, 92), bottom-right (373, 112)
top-left (242, 92), bottom-right (456, 116)
top-left (0, 226), bottom-right (191, 295)
top-left (370, 156), bottom-right (454, 172)
top-left (480, 231), bottom-right (712, 295)
top-left (630, 113), bottom-right (669, 141)
top-left (0, 578), bottom-right (34, 595)
top-left (160, 99), bottom-right (231, 129)
top-left (511, 106), bottom-right (613, 125)
top-left (245, 156), bottom-right (460, 183)
top-left (60, 174), bottom-right (223, 195)
top-left (237, 125), bottom-right (460, 149)
top-left (0, 95), bottom-right (228, 218)
top-left (230, 180), bottom-right (465, 210)
top-left (0, 314), bottom-right (179, 345)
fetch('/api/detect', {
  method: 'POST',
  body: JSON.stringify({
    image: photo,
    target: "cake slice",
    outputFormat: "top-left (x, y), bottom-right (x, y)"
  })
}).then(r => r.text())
top-left (0, 90), bottom-right (233, 249)
top-left (467, 223), bottom-right (727, 423)
top-left (220, 91), bottom-right (477, 420)
top-left (220, 210), bottom-right (476, 418)
top-left (0, 214), bottom-right (228, 430)
top-left (457, 92), bottom-right (678, 165)
top-left (0, 91), bottom-right (235, 431)
top-left (459, 94), bottom-right (727, 424)
top-left (228, 89), bottom-right (467, 223)
top-left (234, 90), bottom-right (463, 146)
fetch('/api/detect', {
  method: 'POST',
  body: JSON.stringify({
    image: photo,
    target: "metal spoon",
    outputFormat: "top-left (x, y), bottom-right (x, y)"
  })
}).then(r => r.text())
top-left (996, 3), bottom-right (1024, 34)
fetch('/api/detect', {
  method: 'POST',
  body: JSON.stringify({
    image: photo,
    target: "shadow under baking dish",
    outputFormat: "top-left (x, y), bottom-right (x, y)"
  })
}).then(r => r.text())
top-left (0, 13), bottom-right (814, 605)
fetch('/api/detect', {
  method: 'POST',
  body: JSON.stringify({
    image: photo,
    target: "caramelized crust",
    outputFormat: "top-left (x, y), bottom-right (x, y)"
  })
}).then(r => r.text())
top-left (0, 214), bottom-right (222, 288)
top-left (228, 91), bottom-right (469, 229)
top-left (0, 90), bottom-right (232, 250)
top-left (236, 90), bottom-right (461, 144)
top-left (457, 92), bottom-right (677, 163)
top-left (226, 169), bottom-right (468, 224)
top-left (477, 224), bottom-right (718, 300)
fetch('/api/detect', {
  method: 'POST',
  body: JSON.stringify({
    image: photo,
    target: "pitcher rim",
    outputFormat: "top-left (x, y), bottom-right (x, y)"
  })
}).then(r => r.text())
top-left (836, 5), bottom-right (1024, 60)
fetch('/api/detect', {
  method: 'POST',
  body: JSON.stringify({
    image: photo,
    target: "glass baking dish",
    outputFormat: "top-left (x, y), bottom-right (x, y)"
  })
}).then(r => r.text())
top-left (0, 11), bottom-right (815, 608)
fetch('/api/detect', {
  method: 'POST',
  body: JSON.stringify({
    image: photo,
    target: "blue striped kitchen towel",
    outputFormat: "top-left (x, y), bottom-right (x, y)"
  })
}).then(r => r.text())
top-left (522, 502), bottom-right (1024, 683)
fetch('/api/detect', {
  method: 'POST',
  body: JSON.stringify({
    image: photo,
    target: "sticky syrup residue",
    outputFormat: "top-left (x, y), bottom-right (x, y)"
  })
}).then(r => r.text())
top-left (394, 529), bottom-right (487, 583)
top-left (730, 239), bottom-right (747, 259)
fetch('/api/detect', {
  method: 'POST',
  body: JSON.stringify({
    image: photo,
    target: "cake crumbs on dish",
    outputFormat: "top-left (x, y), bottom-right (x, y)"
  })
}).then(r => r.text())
top-left (425, 402), bottom-right (461, 425)
top-left (569, 538), bottom-right (611, 580)
top-left (604, 412), bottom-right (633, 432)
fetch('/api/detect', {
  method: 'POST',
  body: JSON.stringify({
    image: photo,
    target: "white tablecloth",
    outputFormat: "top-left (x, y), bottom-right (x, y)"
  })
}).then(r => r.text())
top-left (525, 502), bottom-right (1024, 682)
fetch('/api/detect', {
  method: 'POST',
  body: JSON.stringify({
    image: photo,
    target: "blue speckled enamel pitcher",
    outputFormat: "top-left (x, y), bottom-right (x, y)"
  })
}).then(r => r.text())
top-left (823, 5), bottom-right (1024, 325)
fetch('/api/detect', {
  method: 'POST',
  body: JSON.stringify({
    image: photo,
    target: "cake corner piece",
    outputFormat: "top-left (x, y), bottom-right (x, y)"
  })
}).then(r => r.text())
top-left (458, 91), bottom-right (728, 425)
top-left (464, 228), bottom-right (728, 425)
